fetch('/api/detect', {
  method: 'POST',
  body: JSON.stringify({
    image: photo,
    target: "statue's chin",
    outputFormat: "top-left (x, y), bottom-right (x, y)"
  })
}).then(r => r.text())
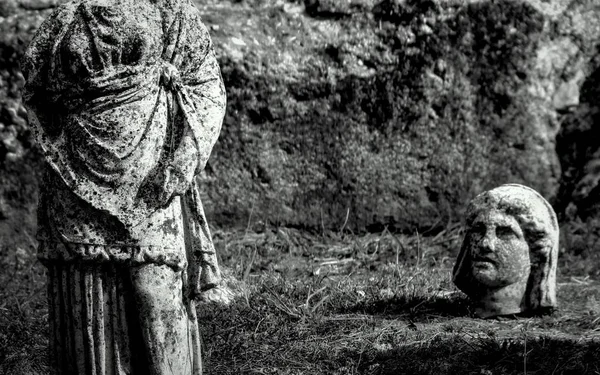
top-left (471, 261), bottom-right (504, 288)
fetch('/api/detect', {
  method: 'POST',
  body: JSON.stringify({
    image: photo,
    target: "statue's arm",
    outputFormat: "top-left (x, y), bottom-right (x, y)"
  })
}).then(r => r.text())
top-left (184, 49), bottom-right (226, 175)
top-left (161, 15), bottom-right (225, 200)
top-left (172, 49), bottom-right (225, 173)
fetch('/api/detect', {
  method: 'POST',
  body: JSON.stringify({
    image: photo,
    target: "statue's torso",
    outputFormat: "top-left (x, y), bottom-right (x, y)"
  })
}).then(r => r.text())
top-left (33, 0), bottom-right (191, 254)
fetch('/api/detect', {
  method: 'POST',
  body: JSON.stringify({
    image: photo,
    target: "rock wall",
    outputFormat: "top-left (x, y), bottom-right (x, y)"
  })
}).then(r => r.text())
top-left (1, 0), bottom-right (600, 232)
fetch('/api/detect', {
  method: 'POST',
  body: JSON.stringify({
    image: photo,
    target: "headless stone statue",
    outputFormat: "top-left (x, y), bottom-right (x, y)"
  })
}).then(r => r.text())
top-left (22, 0), bottom-right (227, 373)
top-left (453, 184), bottom-right (559, 318)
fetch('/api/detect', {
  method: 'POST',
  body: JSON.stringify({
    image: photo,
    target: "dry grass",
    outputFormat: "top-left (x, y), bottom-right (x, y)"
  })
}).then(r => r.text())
top-left (2, 223), bottom-right (600, 374)
top-left (201, 226), bottom-right (600, 374)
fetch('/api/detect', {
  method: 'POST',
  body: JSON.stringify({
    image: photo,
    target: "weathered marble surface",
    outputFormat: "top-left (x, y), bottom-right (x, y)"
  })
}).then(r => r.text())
top-left (453, 184), bottom-right (559, 318)
top-left (22, 0), bottom-right (226, 373)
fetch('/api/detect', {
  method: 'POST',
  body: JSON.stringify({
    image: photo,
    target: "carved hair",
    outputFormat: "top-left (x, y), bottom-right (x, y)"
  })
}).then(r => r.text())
top-left (454, 184), bottom-right (559, 311)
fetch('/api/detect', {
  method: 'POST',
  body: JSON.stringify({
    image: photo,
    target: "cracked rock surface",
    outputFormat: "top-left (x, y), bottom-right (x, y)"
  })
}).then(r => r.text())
top-left (2, 0), bottom-right (600, 231)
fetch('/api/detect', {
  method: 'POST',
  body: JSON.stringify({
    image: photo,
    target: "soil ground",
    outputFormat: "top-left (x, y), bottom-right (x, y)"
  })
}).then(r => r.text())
top-left (2, 215), bottom-right (600, 374)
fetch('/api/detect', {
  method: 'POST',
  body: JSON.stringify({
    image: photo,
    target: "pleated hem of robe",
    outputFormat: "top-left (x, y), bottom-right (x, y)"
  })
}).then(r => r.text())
top-left (38, 240), bottom-right (187, 271)
top-left (47, 262), bottom-right (202, 375)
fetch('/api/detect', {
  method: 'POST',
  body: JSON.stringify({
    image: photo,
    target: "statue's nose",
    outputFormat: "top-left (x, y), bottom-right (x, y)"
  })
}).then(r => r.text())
top-left (478, 232), bottom-right (495, 254)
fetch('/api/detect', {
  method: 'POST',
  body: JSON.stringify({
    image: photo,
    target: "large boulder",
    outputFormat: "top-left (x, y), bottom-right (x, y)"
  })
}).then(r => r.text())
top-left (2, 0), bottom-right (600, 232)
top-left (201, 0), bottom-right (600, 231)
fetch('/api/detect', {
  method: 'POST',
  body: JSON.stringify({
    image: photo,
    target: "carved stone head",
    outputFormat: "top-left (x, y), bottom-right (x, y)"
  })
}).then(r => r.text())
top-left (453, 184), bottom-right (559, 318)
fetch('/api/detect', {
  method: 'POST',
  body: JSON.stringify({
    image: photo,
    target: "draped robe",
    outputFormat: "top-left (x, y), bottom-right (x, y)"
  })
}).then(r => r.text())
top-left (22, 0), bottom-right (226, 373)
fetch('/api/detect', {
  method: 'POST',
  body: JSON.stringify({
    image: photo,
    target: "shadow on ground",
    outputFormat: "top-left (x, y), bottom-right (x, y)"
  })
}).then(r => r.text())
top-left (338, 293), bottom-right (473, 321)
top-left (351, 335), bottom-right (600, 375)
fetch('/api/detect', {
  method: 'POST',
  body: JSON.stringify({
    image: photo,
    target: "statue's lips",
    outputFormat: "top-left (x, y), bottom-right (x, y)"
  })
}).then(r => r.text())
top-left (471, 256), bottom-right (497, 265)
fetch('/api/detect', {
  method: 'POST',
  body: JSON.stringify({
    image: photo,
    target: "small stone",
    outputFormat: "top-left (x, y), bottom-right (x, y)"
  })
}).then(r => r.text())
top-left (17, 104), bottom-right (27, 118)
top-left (396, 26), bottom-right (416, 44)
top-left (553, 79), bottom-right (580, 111)
top-left (3, 137), bottom-right (19, 152)
top-left (5, 152), bottom-right (21, 161)
top-left (419, 24), bottom-right (433, 35)
top-left (283, 2), bottom-right (304, 15)
top-left (6, 107), bottom-right (26, 128)
top-left (434, 58), bottom-right (447, 76)
top-left (231, 36), bottom-right (246, 46)
top-left (198, 285), bottom-right (236, 305)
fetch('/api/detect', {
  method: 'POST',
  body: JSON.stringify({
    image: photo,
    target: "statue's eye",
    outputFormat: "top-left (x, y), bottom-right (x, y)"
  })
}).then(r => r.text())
top-left (470, 223), bottom-right (486, 236)
top-left (496, 225), bottom-right (516, 239)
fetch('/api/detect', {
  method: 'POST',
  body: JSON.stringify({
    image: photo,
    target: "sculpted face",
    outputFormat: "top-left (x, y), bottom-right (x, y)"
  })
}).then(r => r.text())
top-left (465, 209), bottom-right (530, 288)
top-left (453, 184), bottom-right (559, 318)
